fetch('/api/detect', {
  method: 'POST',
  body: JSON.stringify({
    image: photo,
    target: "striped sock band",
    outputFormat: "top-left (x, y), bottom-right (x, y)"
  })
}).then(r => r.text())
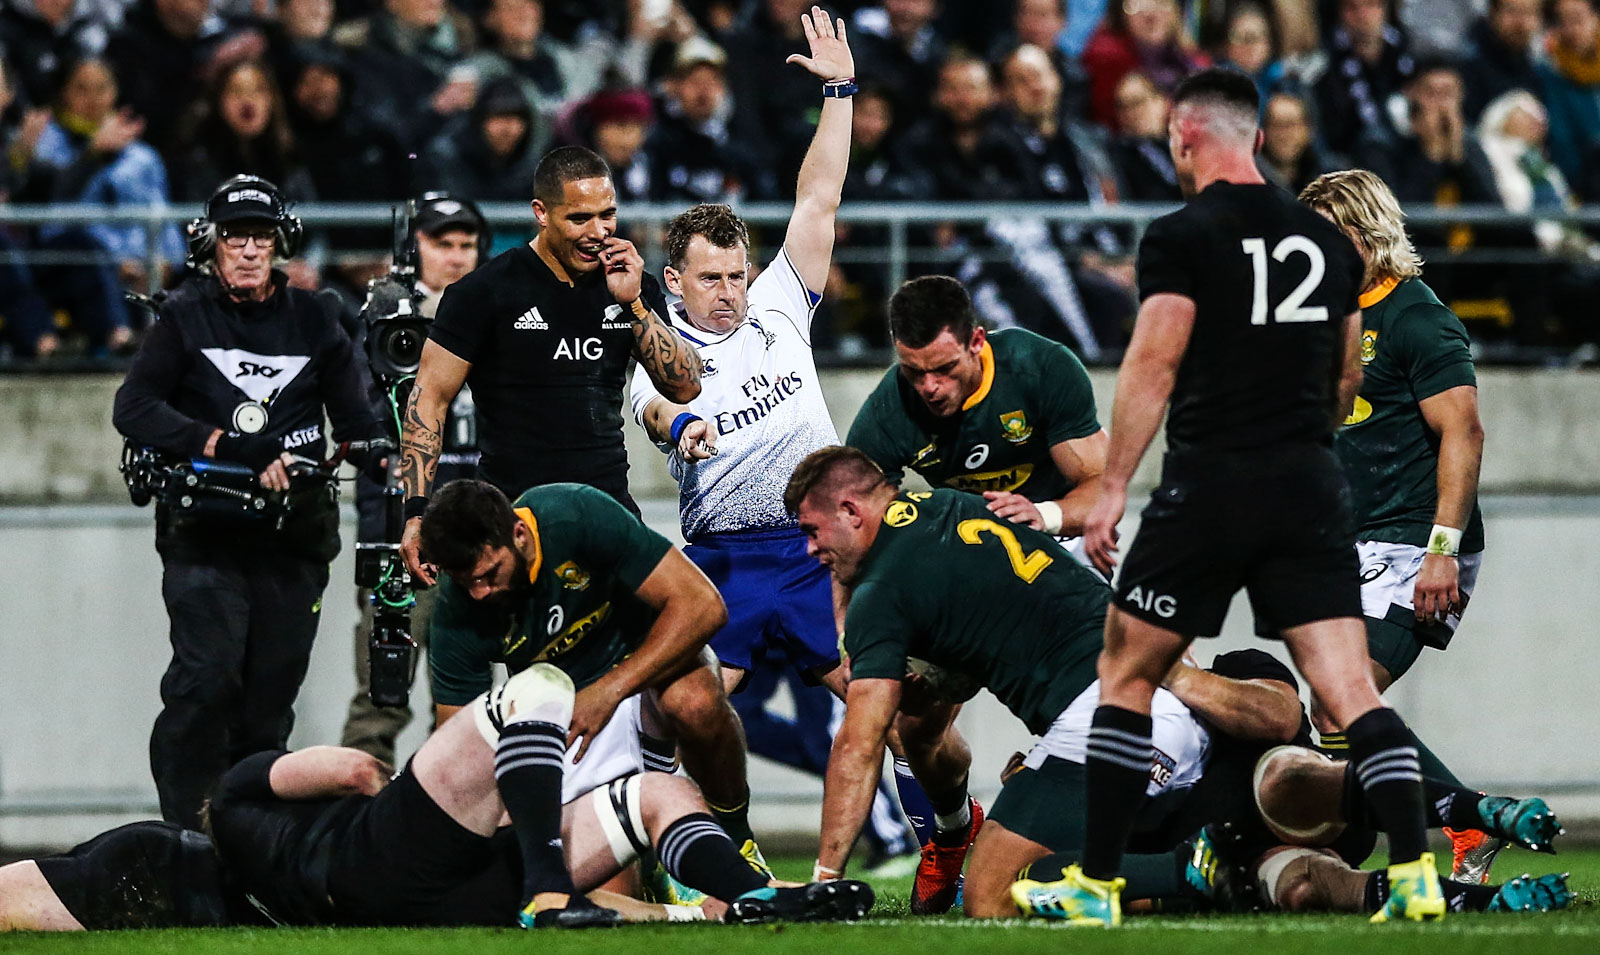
top-left (1356, 745), bottom-right (1423, 789)
top-left (1319, 731), bottom-right (1349, 753)
top-left (1347, 708), bottom-right (1428, 864)
top-left (657, 812), bottom-right (766, 901)
top-left (494, 721), bottom-right (567, 779)
top-left (642, 734), bottom-right (679, 774)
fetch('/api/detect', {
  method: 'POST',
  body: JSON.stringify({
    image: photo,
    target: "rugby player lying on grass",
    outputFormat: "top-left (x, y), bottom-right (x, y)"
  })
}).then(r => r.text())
top-left (1011, 651), bottom-right (1569, 920)
top-left (0, 678), bottom-right (874, 931)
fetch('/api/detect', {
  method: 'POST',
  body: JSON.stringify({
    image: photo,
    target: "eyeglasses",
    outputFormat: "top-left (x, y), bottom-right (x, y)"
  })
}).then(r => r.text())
top-left (219, 228), bottom-right (277, 249)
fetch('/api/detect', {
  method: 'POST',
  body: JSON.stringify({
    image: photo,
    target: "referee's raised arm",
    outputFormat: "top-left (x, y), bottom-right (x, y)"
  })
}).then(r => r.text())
top-left (782, 5), bottom-right (856, 292)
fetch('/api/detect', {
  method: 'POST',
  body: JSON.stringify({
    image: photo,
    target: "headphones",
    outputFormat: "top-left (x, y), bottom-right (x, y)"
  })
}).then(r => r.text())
top-left (185, 174), bottom-right (306, 268)
top-left (414, 191), bottom-right (491, 269)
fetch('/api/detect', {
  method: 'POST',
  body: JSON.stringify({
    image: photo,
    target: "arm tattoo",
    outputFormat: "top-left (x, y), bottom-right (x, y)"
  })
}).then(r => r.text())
top-left (630, 301), bottom-right (702, 402)
top-left (400, 387), bottom-right (444, 499)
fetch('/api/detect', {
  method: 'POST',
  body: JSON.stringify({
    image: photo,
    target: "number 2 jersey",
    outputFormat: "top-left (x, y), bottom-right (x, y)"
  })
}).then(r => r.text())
top-left (843, 488), bottom-right (1110, 734)
top-left (1137, 182), bottom-right (1363, 454)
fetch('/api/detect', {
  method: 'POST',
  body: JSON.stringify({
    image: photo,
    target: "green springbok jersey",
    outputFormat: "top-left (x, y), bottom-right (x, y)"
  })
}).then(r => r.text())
top-left (1334, 277), bottom-right (1484, 553)
top-left (843, 488), bottom-right (1109, 734)
top-left (848, 328), bottom-right (1100, 502)
top-left (429, 483), bottom-right (672, 705)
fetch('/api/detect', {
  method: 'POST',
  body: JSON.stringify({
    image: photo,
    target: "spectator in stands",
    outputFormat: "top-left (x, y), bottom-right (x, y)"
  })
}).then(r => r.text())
top-left (263, 0), bottom-right (336, 88)
top-left (851, 0), bottom-right (948, 132)
top-left (565, 86), bottom-right (655, 201)
top-left (1355, 56), bottom-right (1499, 203)
top-left (996, 42), bottom-right (1134, 355)
top-left (33, 56), bottom-right (183, 308)
top-left (1479, 90), bottom-right (1598, 258)
top-left (468, 0), bottom-right (569, 116)
top-left (106, 0), bottom-right (244, 163)
top-left (1540, 0), bottom-right (1600, 193)
top-left (644, 37), bottom-right (766, 201)
top-left (421, 75), bottom-right (546, 201)
top-left (332, 0), bottom-right (478, 150)
top-left (1462, 0), bottom-right (1543, 121)
top-left (1082, 0), bottom-right (1209, 129)
top-left (1257, 89), bottom-right (1342, 192)
top-left (723, 0), bottom-right (816, 193)
top-left (1313, 0), bottom-right (1415, 155)
top-left (1214, 3), bottom-right (1286, 101)
top-left (0, 56), bottom-right (64, 358)
top-left (987, 0), bottom-right (1090, 119)
top-left (896, 53), bottom-right (1028, 201)
top-left (173, 59), bottom-right (317, 206)
top-left (1399, 0), bottom-right (1480, 56)
top-left (1107, 70), bottom-right (1182, 199)
top-left (283, 46), bottom-right (405, 205)
top-left (0, 0), bottom-right (111, 108)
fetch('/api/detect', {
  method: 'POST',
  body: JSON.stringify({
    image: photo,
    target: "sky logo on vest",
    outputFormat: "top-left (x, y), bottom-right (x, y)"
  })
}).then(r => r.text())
top-left (200, 348), bottom-right (310, 404)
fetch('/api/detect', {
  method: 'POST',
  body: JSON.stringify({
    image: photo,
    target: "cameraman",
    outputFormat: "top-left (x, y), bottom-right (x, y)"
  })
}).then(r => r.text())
top-left (339, 194), bottom-right (486, 765)
top-left (112, 175), bottom-right (382, 829)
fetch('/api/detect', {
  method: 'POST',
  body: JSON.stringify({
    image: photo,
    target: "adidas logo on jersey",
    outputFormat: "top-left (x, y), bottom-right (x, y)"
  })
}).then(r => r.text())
top-left (513, 307), bottom-right (549, 330)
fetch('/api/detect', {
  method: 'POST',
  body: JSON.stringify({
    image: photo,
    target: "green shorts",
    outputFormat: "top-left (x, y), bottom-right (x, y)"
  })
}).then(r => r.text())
top-left (987, 756), bottom-right (1087, 852)
top-left (1366, 615), bottom-right (1428, 683)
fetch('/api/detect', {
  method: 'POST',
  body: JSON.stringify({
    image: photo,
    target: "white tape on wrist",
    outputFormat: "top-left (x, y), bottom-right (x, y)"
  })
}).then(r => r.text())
top-left (1426, 524), bottom-right (1463, 557)
top-left (664, 903), bottom-right (706, 922)
top-left (1034, 500), bottom-right (1064, 535)
top-left (813, 861), bottom-right (843, 882)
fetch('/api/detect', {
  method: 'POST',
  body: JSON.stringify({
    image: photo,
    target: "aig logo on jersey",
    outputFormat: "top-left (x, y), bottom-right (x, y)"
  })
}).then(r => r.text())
top-left (1124, 585), bottom-right (1177, 618)
top-left (554, 338), bottom-right (603, 360)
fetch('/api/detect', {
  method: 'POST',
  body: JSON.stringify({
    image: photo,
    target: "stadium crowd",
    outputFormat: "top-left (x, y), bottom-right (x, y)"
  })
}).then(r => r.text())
top-left (3, 0), bottom-right (1600, 359)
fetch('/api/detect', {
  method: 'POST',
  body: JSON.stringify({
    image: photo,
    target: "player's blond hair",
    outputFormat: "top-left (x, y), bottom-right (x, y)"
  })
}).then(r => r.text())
top-left (1298, 170), bottom-right (1423, 282)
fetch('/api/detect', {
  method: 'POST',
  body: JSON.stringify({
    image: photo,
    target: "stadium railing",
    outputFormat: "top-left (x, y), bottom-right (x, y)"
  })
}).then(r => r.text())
top-left (2, 201), bottom-right (1596, 367)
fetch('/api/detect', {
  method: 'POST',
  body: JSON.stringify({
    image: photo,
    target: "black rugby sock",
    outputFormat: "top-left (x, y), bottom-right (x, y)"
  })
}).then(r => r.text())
top-left (657, 812), bottom-right (768, 901)
top-left (1343, 763), bottom-right (1486, 832)
top-left (1081, 705), bottom-right (1153, 880)
top-left (1365, 870), bottom-right (1495, 913)
top-left (928, 775), bottom-right (972, 847)
top-left (706, 796), bottom-right (756, 847)
top-left (495, 720), bottom-right (577, 902)
top-left (1347, 709), bottom-right (1428, 864)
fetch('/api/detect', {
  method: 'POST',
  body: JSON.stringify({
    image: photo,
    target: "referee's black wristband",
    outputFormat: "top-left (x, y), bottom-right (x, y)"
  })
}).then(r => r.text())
top-left (403, 496), bottom-right (430, 522)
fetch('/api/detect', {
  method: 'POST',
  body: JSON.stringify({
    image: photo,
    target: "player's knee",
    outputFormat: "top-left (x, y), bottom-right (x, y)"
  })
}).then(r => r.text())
top-left (471, 663), bottom-right (575, 746)
top-left (665, 685), bottom-right (736, 739)
top-left (1256, 746), bottom-right (1341, 843)
top-left (1257, 847), bottom-right (1323, 912)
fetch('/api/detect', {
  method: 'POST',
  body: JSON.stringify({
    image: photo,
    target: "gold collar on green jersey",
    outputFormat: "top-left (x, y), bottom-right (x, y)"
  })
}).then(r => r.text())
top-left (962, 341), bottom-right (997, 411)
top-left (1359, 277), bottom-right (1400, 309)
top-left (512, 507), bottom-right (545, 582)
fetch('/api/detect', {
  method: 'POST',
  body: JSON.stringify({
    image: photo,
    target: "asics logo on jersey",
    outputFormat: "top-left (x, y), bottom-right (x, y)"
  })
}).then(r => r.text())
top-left (1124, 585), bottom-right (1177, 618)
top-left (1360, 561), bottom-right (1388, 584)
top-left (514, 307), bottom-right (549, 330)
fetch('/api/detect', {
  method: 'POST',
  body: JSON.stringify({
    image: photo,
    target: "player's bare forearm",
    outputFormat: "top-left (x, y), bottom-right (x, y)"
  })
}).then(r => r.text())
top-left (1164, 666), bottom-right (1302, 742)
top-left (618, 550), bottom-right (727, 701)
top-left (1055, 475), bottom-right (1103, 536)
top-left (817, 680), bottom-right (897, 872)
top-left (1420, 385), bottom-right (1484, 531)
top-left (1106, 295), bottom-right (1193, 486)
top-left (630, 299), bottom-right (702, 403)
top-left (784, 96), bottom-right (851, 291)
top-left (1104, 363), bottom-right (1174, 487)
top-left (641, 395), bottom-right (692, 445)
top-left (400, 384), bottom-right (445, 500)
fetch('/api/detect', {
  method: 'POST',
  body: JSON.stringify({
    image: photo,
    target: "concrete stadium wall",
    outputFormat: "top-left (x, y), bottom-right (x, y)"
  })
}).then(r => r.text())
top-left (4, 367), bottom-right (1600, 505)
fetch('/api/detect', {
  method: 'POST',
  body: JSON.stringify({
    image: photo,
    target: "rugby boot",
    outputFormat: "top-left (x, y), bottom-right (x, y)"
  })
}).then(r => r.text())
top-left (739, 838), bottom-right (775, 880)
top-left (518, 894), bottom-right (623, 929)
top-left (1369, 852), bottom-right (1446, 923)
top-left (1444, 827), bottom-right (1506, 884)
top-left (909, 798), bottom-right (983, 915)
top-left (1478, 796), bottom-right (1564, 855)
top-left (1184, 827), bottom-right (1223, 901)
top-left (645, 861), bottom-right (709, 906)
top-left (1011, 864), bottom-right (1125, 926)
top-left (1487, 873), bottom-right (1573, 913)
top-left (725, 880), bottom-right (876, 924)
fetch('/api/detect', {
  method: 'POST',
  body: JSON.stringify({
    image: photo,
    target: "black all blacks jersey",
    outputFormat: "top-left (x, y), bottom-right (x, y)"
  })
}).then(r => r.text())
top-left (427, 243), bottom-right (669, 505)
top-left (1136, 182), bottom-right (1363, 454)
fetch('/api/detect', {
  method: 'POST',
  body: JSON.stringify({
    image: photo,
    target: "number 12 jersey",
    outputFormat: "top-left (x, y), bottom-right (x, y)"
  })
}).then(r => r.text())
top-left (1136, 182), bottom-right (1364, 454)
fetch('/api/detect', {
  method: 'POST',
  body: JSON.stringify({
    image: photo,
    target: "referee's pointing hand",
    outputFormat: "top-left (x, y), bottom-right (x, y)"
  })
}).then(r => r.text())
top-left (601, 236), bottom-right (644, 305)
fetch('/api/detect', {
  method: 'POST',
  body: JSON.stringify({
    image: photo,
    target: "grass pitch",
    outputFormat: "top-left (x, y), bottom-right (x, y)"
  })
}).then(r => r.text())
top-left (6, 848), bottom-right (1598, 954)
